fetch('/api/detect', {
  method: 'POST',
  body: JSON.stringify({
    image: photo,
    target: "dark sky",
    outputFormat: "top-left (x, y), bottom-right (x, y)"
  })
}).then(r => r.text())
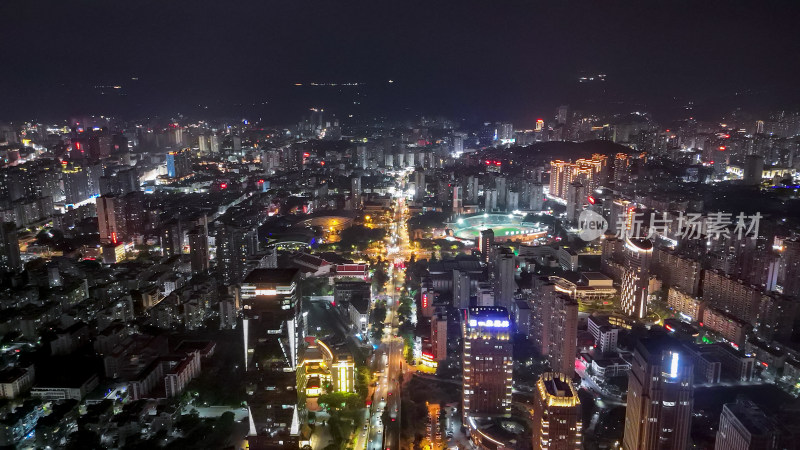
top-left (1, 0), bottom-right (799, 125)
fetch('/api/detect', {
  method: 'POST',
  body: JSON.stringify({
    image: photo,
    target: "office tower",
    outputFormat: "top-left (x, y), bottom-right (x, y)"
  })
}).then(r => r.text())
top-left (166, 148), bottom-right (191, 178)
top-left (86, 163), bottom-right (104, 197)
top-left (506, 190), bottom-right (519, 212)
top-left (452, 185), bottom-right (462, 214)
top-left (216, 223), bottom-right (253, 285)
top-left (781, 238), bottom-right (800, 297)
top-left (413, 169), bottom-right (426, 201)
top-left (556, 105), bottom-right (569, 125)
top-left (479, 122), bottom-right (497, 147)
top-left (121, 191), bottom-right (145, 237)
top-left (621, 238), bottom-right (653, 318)
top-left (209, 134), bottom-right (220, 154)
top-left (96, 195), bottom-right (125, 245)
top-left (537, 289), bottom-right (578, 375)
top-left (160, 220), bottom-right (183, 257)
top-left (188, 227), bottom-right (209, 273)
top-left (532, 372), bottom-right (582, 450)
top-left (100, 166), bottom-right (139, 196)
top-left (355, 145), bottom-right (367, 169)
top-left (453, 269), bottom-right (471, 310)
top-left (498, 123), bottom-right (514, 141)
top-left (241, 268), bottom-right (303, 445)
top-left (431, 310), bottom-right (448, 361)
top-left (479, 229), bottom-right (494, 264)
top-left (528, 182), bottom-right (544, 211)
top-left (743, 154), bottom-right (765, 186)
top-left (462, 307), bottom-right (513, 422)
top-left (466, 175), bottom-right (479, 203)
top-left (62, 166), bottom-right (91, 206)
top-left (232, 135), bottom-right (242, 153)
top-left (536, 119), bottom-right (545, 132)
top-left (495, 177), bottom-right (507, 209)
top-left (565, 181), bottom-right (586, 224)
top-left (350, 176), bottom-right (362, 209)
top-left (623, 338), bottom-right (694, 450)
top-left (494, 248), bottom-right (516, 309)
top-left (715, 397), bottom-right (784, 450)
top-left (0, 222), bottom-right (21, 273)
top-left (198, 135), bottom-right (209, 153)
top-left (453, 133), bottom-right (464, 153)
top-left (484, 188), bottom-right (497, 211)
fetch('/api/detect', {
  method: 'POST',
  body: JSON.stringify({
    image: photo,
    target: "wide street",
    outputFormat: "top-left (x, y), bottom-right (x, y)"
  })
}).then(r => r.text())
top-left (362, 175), bottom-right (411, 450)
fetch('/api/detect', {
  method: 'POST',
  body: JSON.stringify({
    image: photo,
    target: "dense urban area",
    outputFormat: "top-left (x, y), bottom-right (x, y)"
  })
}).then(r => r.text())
top-left (2, 2), bottom-right (800, 450)
top-left (0, 108), bottom-right (799, 450)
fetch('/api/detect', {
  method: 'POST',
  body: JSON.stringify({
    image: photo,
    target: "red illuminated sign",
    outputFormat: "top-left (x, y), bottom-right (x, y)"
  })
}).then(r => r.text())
top-left (587, 196), bottom-right (596, 205)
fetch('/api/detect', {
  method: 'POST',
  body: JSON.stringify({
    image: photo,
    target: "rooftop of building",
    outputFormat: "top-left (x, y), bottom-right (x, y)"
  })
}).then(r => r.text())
top-left (242, 268), bottom-right (299, 284)
top-left (724, 398), bottom-right (781, 436)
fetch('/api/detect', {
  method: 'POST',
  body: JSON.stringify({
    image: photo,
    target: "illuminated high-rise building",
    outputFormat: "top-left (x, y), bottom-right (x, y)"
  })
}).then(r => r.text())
top-left (549, 155), bottom-right (606, 200)
top-left (96, 195), bottom-right (125, 245)
top-left (621, 238), bottom-right (653, 319)
top-left (623, 338), bottom-right (693, 450)
top-left (494, 248), bottom-right (516, 309)
top-left (532, 372), bottom-right (582, 450)
top-left (479, 229), bottom-right (494, 264)
top-left (565, 181), bottom-right (586, 224)
top-left (614, 153), bottom-right (632, 185)
top-left (166, 148), bottom-right (191, 179)
top-left (188, 227), bottom-right (209, 274)
top-left (462, 307), bottom-right (513, 422)
top-left (241, 268), bottom-right (304, 445)
top-left (350, 176), bottom-right (362, 209)
top-left (534, 282), bottom-right (578, 375)
top-left (0, 222), bottom-right (21, 273)
top-left (452, 185), bottom-right (463, 214)
top-left (216, 222), bottom-right (257, 285)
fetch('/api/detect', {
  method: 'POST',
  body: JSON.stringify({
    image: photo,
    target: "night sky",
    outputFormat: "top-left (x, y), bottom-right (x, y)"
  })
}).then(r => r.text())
top-left (1, 0), bottom-right (799, 125)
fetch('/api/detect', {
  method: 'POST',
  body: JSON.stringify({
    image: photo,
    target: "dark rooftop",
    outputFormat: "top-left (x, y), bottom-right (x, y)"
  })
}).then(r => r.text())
top-left (243, 268), bottom-right (300, 284)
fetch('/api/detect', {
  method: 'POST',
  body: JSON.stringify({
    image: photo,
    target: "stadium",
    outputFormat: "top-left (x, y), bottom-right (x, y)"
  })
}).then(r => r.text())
top-left (448, 213), bottom-right (549, 243)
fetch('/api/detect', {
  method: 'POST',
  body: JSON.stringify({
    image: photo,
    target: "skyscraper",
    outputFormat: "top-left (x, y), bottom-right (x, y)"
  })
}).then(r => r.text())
top-left (462, 307), bottom-right (513, 422)
top-left (494, 248), bottom-right (516, 309)
top-left (166, 148), bottom-right (191, 179)
top-left (188, 227), bottom-right (209, 274)
top-left (532, 372), bottom-right (582, 450)
top-left (549, 156), bottom-right (605, 200)
top-left (216, 223), bottom-right (255, 285)
top-left (452, 185), bottom-right (463, 215)
top-left (743, 154), bottom-right (765, 186)
top-left (0, 222), bottom-right (21, 273)
top-left (715, 397), bottom-right (784, 450)
top-left (241, 268), bottom-right (303, 445)
top-left (623, 338), bottom-right (694, 450)
top-left (479, 229), bottom-right (494, 264)
top-left (431, 310), bottom-right (448, 362)
top-left (96, 195), bottom-right (125, 245)
top-left (565, 181), bottom-right (586, 224)
top-left (621, 238), bottom-right (653, 319)
top-left (350, 176), bottom-right (362, 209)
top-left (536, 287), bottom-right (578, 375)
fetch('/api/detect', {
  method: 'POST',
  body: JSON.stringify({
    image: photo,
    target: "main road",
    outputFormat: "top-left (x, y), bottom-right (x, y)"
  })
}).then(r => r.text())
top-left (364, 178), bottom-right (410, 450)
